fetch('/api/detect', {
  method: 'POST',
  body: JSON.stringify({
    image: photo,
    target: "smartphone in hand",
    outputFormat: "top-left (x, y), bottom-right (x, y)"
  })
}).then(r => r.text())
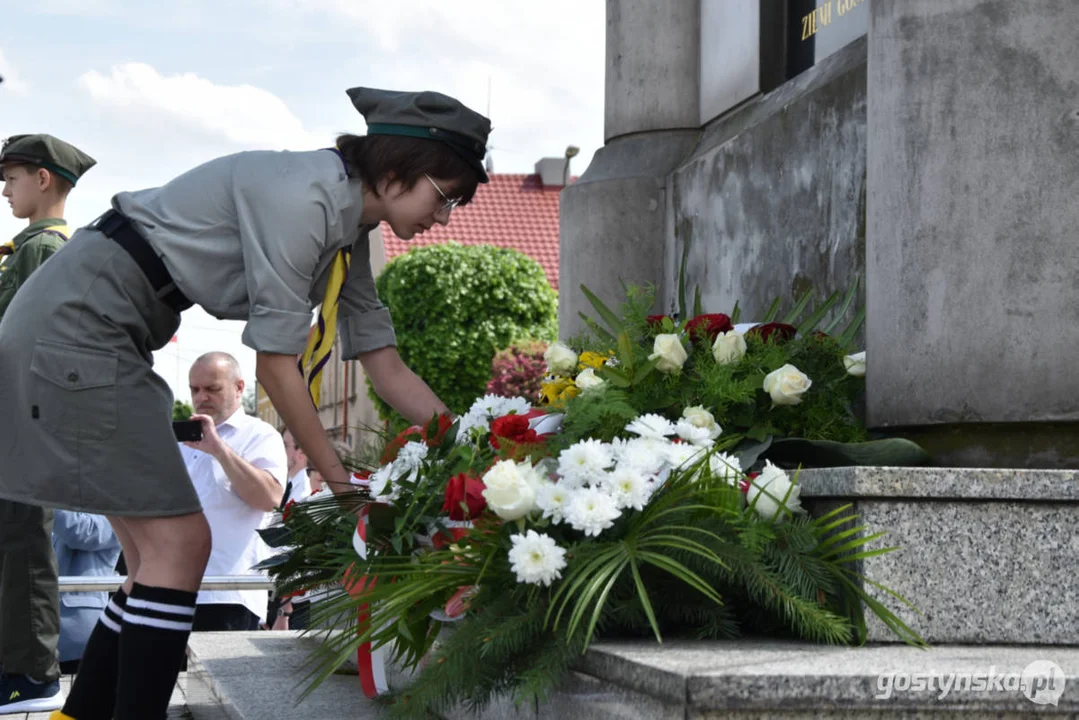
top-left (173, 420), bottom-right (203, 442)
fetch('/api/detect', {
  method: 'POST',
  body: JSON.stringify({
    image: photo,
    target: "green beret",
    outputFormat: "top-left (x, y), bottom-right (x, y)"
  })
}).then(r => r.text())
top-left (347, 87), bottom-right (492, 183)
top-left (0, 134), bottom-right (96, 186)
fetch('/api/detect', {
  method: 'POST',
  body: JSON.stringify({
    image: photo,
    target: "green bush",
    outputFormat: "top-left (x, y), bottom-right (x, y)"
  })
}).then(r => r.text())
top-left (172, 400), bottom-right (193, 420)
top-left (370, 242), bottom-right (558, 421)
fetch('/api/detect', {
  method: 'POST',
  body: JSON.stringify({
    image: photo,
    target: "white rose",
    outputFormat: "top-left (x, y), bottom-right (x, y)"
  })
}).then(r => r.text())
top-left (543, 342), bottom-right (578, 375)
top-left (648, 334), bottom-right (688, 374)
top-left (682, 406), bottom-right (721, 438)
top-left (844, 351), bottom-right (866, 377)
top-left (711, 331), bottom-right (746, 365)
top-left (746, 461), bottom-right (802, 522)
top-left (516, 460), bottom-right (549, 495)
top-left (762, 364), bottom-right (812, 406)
top-left (482, 460), bottom-right (537, 521)
top-left (575, 367), bottom-right (605, 391)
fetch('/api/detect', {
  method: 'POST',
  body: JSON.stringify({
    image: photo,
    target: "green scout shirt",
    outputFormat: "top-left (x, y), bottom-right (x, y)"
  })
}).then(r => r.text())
top-left (112, 149), bottom-right (396, 357)
top-left (0, 217), bottom-right (68, 319)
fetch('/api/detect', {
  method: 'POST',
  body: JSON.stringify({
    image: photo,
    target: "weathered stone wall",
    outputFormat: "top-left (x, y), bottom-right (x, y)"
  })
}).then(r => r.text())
top-left (866, 0), bottom-right (1079, 466)
top-left (867, 0), bottom-right (1079, 425)
top-left (666, 37), bottom-right (867, 323)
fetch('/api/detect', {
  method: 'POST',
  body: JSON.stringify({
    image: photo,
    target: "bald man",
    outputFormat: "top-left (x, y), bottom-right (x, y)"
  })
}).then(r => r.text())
top-left (181, 352), bottom-right (287, 631)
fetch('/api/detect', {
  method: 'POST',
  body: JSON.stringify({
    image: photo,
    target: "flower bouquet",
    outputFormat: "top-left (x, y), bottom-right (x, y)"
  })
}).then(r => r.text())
top-left (541, 283), bottom-right (927, 470)
top-left (261, 323), bottom-right (924, 719)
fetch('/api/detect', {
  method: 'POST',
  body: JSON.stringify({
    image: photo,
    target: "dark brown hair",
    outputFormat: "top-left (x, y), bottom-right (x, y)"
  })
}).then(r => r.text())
top-left (336, 133), bottom-right (481, 205)
top-left (1, 162), bottom-right (73, 197)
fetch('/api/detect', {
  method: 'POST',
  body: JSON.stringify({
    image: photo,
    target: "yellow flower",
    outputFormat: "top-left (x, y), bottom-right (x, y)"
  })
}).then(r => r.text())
top-left (578, 351), bottom-right (611, 371)
top-left (540, 378), bottom-right (580, 406)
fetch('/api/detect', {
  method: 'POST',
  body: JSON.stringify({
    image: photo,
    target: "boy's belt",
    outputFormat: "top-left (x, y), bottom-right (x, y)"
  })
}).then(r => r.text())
top-left (93, 209), bottom-right (193, 313)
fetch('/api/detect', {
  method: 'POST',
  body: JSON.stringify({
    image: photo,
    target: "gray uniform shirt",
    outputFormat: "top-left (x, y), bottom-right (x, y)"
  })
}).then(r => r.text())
top-left (113, 149), bottom-right (395, 358)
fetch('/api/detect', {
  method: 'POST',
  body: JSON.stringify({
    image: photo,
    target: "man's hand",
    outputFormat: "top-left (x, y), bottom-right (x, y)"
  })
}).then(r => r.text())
top-left (184, 412), bottom-right (283, 511)
top-left (184, 414), bottom-right (228, 458)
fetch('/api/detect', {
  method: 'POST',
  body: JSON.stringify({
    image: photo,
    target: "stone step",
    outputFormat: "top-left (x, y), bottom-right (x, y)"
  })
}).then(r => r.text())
top-left (18, 673), bottom-right (191, 720)
top-left (185, 633), bottom-right (1079, 719)
top-left (800, 466), bottom-right (1079, 645)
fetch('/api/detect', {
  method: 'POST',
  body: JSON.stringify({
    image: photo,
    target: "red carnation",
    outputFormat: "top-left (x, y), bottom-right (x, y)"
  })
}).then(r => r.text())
top-left (380, 425), bottom-right (424, 464)
top-left (746, 322), bottom-right (797, 344)
top-left (282, 499), bottom-right (297, 522)
top-left (442, 473), bottom-right (487, 521)
top-left (422, 413), bottom-right (455, 447)
top-left (489, 414), bottom-right (539, 450)
top-left (685, 313), bottom-right (733, 343)
top-left (646, 314), bottom-right (669, 329)
top-left (739, 471), bottom-right (760, 494)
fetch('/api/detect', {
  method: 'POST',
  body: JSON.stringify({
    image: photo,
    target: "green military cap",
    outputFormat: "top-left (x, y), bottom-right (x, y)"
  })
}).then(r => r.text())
top-left (0, 133), bottom-right (96, 186)
top-left (347, 87), bottom-right (492, 183)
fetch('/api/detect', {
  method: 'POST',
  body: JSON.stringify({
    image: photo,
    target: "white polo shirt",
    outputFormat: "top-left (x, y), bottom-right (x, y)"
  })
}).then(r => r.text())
top-left (287, 468), bottom-right (311, 503)
top-left (180, 408), bottom-right (287, 621)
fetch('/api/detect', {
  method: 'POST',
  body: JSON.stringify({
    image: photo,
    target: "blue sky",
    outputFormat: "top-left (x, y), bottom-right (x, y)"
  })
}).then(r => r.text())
top-left (0, 0), bottom-right (605, 401)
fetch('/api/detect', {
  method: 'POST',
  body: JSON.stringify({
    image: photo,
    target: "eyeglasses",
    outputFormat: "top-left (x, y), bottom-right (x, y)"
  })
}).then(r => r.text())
top-left (424, 174), bottom-right (462, 214)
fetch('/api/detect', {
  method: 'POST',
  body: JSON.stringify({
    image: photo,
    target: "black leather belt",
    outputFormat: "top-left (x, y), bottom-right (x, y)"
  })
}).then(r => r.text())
top-left (94, 209), bottom-right (192, 313)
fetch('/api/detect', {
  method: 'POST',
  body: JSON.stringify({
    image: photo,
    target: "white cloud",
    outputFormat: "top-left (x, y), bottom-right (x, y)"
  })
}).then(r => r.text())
top-left (34, 0), bottom-right (116, 15)
top-left (0, 48), bottom-right (30, 95)
top-left (252, 0), bottom-right (606, 172)
top-left (79, 63), bottom-right (327, 150)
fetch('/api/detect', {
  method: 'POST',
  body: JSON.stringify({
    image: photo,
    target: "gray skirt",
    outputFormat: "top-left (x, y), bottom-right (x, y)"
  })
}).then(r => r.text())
top-left (0, 228), bottom-right (201, 516)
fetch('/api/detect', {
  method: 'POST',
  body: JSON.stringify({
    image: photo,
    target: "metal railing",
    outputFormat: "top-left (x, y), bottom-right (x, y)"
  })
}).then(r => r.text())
top-left (58, 575), bottom-right (275, 592)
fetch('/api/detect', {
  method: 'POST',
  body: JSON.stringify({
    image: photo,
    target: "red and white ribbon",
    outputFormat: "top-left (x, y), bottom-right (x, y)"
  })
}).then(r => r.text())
top-left (350, 512), bottom-right (389, 698)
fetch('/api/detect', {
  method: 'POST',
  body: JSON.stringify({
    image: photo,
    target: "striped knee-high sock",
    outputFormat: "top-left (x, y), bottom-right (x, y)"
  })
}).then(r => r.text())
top-left (60, 588), bottom-right (128, 720)
top-left (114, 583), bottom-right (197, 720)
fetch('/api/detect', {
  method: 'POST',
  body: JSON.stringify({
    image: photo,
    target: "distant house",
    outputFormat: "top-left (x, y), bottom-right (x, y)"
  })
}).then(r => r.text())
top-left (381, 158), bottom-right (570, 289)
top-left (257, 157), bottom-right (571, 447)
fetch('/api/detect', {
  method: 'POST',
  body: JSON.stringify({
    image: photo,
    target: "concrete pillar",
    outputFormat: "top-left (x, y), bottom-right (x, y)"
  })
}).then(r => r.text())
top-left (605, 0), bottom-right (701, 140)
top-left (559, 0), bottom-right (700, 338)
top-left (866, 0), bottom-right (1079, 467)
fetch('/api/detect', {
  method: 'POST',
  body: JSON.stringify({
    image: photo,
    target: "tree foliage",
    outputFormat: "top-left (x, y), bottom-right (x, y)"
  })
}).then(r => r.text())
top-left (371, 243), bottom-right (558, 421)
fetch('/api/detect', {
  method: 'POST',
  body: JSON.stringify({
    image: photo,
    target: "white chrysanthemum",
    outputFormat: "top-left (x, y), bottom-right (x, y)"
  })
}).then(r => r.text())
top-left (611, 437), bottom-right (668, 477)
top-left (557, 439), bottom-right (614, 485)
top-left (395, 441), bottom-right (429, 470)
top-left (507, 530), bottom-right (567, 587)
top-left (456, 410), bottom-right (490, 440)
top-left (708, 452), bottom-right (743, 486)
top-left (368, 463), bottom-right (395, 498)
top-left (551, 471), bottom-right (587, 491)
top-left (666, 442), bottom-right (706, 477)
top-left (625, 414), bottom-right (676, 440)
top-left (457, 395), bottom-right (532, 442)
top-left (472, 394), bottom-right (532, 419)
top-left (604, 466), bottom-right (653, 511)
top-left (564, 487), bottom-right (622, 537)
top-left (536, 482), bottom-right (573, 523)
top-left (674, 419), bottom-right (718, 447)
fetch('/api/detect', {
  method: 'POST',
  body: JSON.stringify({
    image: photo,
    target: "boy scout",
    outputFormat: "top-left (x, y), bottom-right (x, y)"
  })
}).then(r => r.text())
top-left (0, 88), bottom-right (489, 720)
top-left (0, 134), bottom-right (94, 715)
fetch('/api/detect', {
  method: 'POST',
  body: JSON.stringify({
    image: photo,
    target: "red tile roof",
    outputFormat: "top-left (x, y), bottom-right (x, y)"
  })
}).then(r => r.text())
top-left (381, 173), bottom-right (565, 289)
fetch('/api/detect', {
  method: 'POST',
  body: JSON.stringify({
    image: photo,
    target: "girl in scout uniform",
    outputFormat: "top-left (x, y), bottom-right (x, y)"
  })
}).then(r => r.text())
top-left (0, 133), bottom-right (95, 716)
top-left (0, 87), bottom-right (490, 720)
